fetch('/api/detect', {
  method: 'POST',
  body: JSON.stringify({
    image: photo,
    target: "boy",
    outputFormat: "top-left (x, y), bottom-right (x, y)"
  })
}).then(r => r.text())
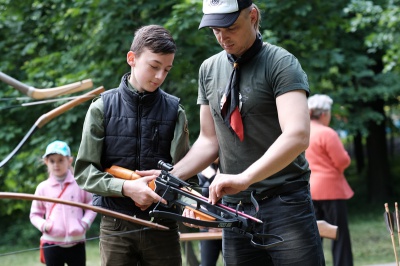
top-left (74, 25), bottom-right (190, 266)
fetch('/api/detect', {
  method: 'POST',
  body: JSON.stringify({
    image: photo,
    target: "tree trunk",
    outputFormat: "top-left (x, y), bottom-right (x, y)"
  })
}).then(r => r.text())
top-left (353, 131), bottom-right (365, 174)
top-left (366, 101), bottom-right (391, 202)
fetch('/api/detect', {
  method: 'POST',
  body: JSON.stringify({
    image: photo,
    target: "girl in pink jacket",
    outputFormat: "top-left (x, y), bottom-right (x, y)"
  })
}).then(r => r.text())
top-left (30, 140), bottom-right (97, 265)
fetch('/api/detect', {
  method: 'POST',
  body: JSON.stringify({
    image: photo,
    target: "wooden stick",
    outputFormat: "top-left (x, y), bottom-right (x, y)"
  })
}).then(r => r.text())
top-left (396, 202), bottom-right (400, 249)
top-left (180, 231), bottom-right (222, 241)
top-left (385, 203), bottom-right (399, 266)
top-left (179, 220), bottom-right (338, 241)
top-left (0, 192), bottom-right (168, 230)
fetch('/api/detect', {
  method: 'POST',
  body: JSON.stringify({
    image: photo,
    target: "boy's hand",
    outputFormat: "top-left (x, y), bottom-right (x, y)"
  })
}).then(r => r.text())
top-left (135, 169), bottom-right (161, 177)
top-left (122, 175), bottom-right (166, 210)
top-left (182, 207), bottom-right (203, 229)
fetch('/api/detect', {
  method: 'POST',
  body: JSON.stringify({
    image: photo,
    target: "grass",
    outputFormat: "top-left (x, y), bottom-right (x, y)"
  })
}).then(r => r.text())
top-left (0, 240), bottom-right (217, 266)
top-left (0, 205), bottom-right (397, 266)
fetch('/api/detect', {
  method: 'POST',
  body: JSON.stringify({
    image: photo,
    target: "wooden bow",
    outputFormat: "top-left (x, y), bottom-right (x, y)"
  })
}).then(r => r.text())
top-left (0, 192), bottom-right (168, 230)
top-left (0, 71), bottom-right (93, 99)
top-left (0, 86), bottom-right (105, 168)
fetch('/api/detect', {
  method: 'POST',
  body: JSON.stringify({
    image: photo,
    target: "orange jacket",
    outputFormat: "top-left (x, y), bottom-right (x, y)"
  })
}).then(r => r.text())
top-left (305, 121), bottom-right (354, 200)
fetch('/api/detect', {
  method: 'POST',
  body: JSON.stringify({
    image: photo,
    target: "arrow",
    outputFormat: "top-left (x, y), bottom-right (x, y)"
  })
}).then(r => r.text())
top-left (384, 203), bottom-right (399, 266)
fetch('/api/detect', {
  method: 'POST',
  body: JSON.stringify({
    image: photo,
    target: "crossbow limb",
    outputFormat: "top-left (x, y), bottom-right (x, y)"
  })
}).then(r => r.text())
top-left (0, 71), bottom-right (93, 99)
top-left (0, 192), bottom-right (168, 230)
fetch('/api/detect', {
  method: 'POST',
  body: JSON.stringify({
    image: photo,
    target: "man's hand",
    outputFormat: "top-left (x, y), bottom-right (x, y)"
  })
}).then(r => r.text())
top-left (208, 173), bottom-right (249, 204)
top-left (122, 175), bottom-right (166, 210)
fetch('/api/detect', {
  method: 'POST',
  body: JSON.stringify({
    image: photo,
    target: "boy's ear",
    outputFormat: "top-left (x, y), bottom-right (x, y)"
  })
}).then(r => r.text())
top-left (127, 51), bottom-right (135, 67)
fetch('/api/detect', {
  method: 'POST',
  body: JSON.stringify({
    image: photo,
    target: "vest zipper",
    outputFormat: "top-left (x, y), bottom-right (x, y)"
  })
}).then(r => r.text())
top-left (152, 126), bottom-right (159, 151)
top-left (136, 97), bottom-right (143, 168)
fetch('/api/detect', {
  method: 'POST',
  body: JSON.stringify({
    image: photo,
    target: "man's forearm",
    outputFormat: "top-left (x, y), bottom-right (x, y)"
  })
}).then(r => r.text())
top-left (171, 136), bottom-right (218, 180)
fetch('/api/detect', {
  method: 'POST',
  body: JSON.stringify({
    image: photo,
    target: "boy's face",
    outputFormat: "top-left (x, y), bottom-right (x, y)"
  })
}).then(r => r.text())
top-left (127, 48), bottom-right (174, 93)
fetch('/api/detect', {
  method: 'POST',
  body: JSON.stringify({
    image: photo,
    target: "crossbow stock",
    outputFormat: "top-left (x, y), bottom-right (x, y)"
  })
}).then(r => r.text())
top-left (105, 161), bottom-right (285, 250)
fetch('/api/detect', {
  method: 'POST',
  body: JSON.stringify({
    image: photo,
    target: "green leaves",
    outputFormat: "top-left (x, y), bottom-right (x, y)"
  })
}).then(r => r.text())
top-left (1, 0), bottom-right (400, 203)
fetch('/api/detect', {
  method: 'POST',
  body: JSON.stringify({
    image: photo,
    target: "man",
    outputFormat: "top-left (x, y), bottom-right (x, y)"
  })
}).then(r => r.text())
top-left (140, 1), bottom-right (325, 265)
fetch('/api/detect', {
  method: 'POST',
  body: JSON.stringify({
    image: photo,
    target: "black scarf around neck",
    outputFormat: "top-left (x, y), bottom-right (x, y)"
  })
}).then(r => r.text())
top-left (220, 33), bottom-right (263, 141)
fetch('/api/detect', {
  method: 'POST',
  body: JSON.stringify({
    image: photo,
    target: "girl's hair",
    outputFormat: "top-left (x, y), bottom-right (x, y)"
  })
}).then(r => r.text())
top-left (130, 25), bottom-right (177, 57)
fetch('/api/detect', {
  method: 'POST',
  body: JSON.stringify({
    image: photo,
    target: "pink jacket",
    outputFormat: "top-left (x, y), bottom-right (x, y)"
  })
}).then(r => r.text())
top-left (305, 121), bottom-right (354, 200)
top-left (30, 170), bottom-right (97, 245)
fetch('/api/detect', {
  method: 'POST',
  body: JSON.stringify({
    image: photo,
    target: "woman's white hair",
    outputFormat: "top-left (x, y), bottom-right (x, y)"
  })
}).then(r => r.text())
top-left (308, 94), bottom-right (333, 111)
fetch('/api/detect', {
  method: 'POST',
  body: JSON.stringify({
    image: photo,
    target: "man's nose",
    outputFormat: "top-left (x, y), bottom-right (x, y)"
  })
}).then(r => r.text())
top-left (219, 31), bottom-right (230, 41)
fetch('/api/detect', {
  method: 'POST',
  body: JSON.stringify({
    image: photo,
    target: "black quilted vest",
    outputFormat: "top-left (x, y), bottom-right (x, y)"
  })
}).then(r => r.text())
top-left (93, 73), bottom-right (180, 218)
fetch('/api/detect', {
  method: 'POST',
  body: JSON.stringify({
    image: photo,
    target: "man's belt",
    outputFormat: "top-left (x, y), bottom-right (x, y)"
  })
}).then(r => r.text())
top-left (258, 180), bottom-right (309, 200)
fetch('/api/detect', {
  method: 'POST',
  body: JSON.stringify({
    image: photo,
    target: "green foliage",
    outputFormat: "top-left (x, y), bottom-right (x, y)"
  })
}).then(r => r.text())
top-left (164, 0), bottom-right (221, 140)
top-left (345, 0), bottom-right (400, 73)
top-left (0, 209), bottom-right (39, 246)
top-left (1, 0), bottom-right (400, 249)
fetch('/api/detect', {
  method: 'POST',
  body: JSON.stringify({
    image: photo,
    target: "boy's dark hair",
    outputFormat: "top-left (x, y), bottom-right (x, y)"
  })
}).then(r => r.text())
top-left (130, 25), bottom-right (176, 56)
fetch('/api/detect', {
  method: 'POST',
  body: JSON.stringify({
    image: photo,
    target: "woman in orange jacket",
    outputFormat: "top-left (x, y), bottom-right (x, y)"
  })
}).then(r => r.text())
top-left (306, 94), bottom-right (354, 266)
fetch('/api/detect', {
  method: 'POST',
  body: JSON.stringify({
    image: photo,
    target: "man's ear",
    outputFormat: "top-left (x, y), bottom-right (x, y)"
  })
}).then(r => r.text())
top-left (127, 51), bottom-right (135, 67)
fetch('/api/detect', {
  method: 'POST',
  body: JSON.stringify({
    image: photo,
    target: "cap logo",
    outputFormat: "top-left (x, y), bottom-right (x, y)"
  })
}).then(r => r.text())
top-left (203, 0), bottom-right (240, 14)
top-left (43, 140), bottom-right (71, 158)
top-left (210, 0), bottom-right (221, 6)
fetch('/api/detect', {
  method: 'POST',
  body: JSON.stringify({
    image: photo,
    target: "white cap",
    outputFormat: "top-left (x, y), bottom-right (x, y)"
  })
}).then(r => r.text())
top-left (308, 94), bottom-right (333, 110)
top-left (199, 0), bottom-right (253, 29)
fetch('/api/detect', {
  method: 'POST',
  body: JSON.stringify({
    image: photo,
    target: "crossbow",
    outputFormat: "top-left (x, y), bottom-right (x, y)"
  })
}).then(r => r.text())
top-left (105, 161), bottom-right (285, 250)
